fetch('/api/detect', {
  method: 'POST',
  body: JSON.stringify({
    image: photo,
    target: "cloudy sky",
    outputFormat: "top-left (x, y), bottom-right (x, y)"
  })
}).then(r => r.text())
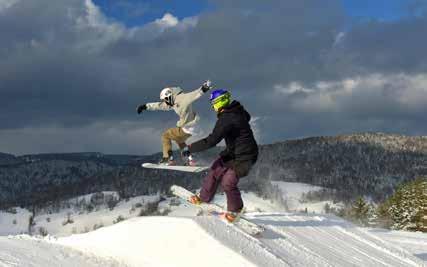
top-left (0, 0), bottom-right (426, 155)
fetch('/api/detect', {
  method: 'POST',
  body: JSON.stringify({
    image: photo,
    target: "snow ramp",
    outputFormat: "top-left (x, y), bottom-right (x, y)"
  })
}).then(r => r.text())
top-left (58, 216), bottom-right (258, 267)
top-left (56, 214), bottom-right (425, 267)
top-left (196, 212), bottom-right (425, 267)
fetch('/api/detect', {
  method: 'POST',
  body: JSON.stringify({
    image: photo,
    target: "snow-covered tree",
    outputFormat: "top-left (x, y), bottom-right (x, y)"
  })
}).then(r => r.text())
top-left (387, 177), bottom-right (427, 232)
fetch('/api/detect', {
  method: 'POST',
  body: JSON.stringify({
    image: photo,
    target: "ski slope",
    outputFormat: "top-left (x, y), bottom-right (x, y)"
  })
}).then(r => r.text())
top-left (271, 181), bottom-right (344, 213)
top-left (0, 189), bottom-right (426, 267)
top-left (2, 212), bottom-right (425, 267)
top-left (0, 235), bottom-right (123, 267)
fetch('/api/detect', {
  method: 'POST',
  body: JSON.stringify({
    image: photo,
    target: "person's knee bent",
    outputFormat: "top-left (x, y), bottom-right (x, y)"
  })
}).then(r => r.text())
top-left (162, 129), bottom-right (172, 141)
top-left (221, 171), bottom-right (238, 192)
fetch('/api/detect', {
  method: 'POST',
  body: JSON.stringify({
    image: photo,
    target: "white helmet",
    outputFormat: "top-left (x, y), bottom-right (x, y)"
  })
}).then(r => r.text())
top-left (160, 87), bottom-right (174, 106)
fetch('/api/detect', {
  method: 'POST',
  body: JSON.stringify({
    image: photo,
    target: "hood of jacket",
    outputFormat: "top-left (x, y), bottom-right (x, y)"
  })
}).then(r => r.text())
top-left (220, 101), bottom-right (251, 122)
top-left (169, 87), bottom-right (183, 99)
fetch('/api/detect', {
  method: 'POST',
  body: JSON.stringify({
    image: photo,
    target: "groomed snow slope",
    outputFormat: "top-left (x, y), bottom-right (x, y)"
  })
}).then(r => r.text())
top-left (57, 213), bottom-right (425, 267)
top-left (0, 235), bottom-right (124, 267)
top-left (1, 212), bottom-right (425, 267)
top-left (58, 217), bottom-right (256, 267)
top-left (246, 213), bottom-right (425, 266)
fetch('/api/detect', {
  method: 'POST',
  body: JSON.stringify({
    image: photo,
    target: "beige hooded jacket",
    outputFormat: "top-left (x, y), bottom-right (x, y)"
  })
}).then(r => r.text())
top-left (145, 87), bottom-right (205, 129)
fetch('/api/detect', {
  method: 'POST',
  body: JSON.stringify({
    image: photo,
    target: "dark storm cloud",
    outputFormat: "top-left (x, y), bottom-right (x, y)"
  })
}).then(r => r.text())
top-left (330, 16), bottom-right (427, 74)
top-left (0, 0), bottom-right (426, 154)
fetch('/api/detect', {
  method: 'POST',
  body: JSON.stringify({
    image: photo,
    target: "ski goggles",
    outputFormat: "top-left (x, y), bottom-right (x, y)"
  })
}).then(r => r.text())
top-left (161, 95), bottom-right (174, 106)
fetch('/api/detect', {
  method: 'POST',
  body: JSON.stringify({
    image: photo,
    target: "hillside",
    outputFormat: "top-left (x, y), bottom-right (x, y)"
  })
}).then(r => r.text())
top-left (0, 132), bottom-right (426, 209)
top-left (251, 132), bottom-right (427, 201)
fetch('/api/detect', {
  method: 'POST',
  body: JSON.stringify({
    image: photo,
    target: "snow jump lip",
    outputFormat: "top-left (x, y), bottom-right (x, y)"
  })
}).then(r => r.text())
top-left (57, 216), bottom-right (257, 267)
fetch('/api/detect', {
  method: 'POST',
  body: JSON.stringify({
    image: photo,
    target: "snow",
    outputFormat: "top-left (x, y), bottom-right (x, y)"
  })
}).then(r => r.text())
top-left (0, 208), bottom-right (32, 235)
top-left (0, 189), bottom-right (426, 266)
top-left (58, 217), bottom-right (255, 267)
top-left (247, 212), bottom-right (425, 266)
top-left (368, 228), bottom-right (427, 262)
top-left (0, 235), bottom-right (123, 267)
top-left (271, 181), bottom-right (344, 213)
top-left (30, 193), bottom-right (160, 237)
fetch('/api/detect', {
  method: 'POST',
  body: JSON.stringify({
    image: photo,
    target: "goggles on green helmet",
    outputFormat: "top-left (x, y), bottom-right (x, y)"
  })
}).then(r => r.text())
top-left (210, 90), bottom-right (231, 112)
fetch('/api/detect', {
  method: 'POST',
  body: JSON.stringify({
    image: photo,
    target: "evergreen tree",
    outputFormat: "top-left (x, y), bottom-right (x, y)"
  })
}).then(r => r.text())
top-left (374, 200), bottom-right (393, 228)
top-left (350, 197), bottom-right (370, 226)
top-left (387, 177), bottom-right (427, 232)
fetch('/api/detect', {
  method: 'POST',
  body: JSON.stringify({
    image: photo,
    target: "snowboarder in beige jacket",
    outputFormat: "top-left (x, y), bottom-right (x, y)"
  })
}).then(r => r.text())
top-left (136, 80), bottom-right (212, 165)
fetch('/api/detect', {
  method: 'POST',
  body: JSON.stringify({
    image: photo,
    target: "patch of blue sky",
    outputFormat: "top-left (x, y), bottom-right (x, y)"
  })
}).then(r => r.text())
top-left (342, 0), bottom-right (417, 21)
top-left (92, 0), bottom-right (211, 27)
top-left (93, 0), bottom-right (424, 27)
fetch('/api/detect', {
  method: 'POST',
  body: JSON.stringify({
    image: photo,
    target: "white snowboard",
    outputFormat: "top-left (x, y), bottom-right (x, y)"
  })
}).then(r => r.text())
top-left (142, 163), bottom-right (209, 173)
top-left (170, 185), bottom-right (264, 236)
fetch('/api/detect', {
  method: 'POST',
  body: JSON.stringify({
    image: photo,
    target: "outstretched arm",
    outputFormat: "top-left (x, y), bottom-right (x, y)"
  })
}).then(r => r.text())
top-left (145, 101), bottom-right (172, 111)
top-left (188, 118), bottom-right (230, 153)
top-left (181, 80), bottom-right (213, 105)
top-left (136, 102), bottom-right (171, 114)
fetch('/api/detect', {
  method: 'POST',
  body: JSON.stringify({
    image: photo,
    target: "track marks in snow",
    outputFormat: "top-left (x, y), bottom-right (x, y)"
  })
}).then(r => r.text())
top-left (238, 213), bottom-right (425, 267)
top-left (194, 217), bottom-right (289, 267)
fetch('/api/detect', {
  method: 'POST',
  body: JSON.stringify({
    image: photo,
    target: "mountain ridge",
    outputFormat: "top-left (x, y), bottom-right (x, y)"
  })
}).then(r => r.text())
top-left (0, 132), bottom-right (426, 209)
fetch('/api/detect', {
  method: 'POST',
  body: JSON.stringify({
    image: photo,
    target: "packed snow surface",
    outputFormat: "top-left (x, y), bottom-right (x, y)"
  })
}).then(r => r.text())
top-left (59, 217), bottom-right (255, 267)
top-left (1, 187), bottom-right (426, 267)
top-left (0, 235), bottom-right (123, 267)
top-left (0, 208), bottom-right (31, 235)
top-left (271, 181), bottom-right (344, 213)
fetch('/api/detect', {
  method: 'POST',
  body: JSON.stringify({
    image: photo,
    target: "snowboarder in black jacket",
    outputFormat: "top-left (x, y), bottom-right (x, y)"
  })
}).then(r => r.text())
top-left (183, 89), bottom-right (258, 222)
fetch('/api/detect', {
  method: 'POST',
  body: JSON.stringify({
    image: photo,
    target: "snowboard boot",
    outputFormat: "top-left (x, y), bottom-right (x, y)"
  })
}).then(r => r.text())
top-left (185, 154), bottom-right (196, 166)
top-left (159, 156), bottom-right (175, 166)
top-left (189, 194), bottom-right (202, 205)
top-left (219, 207), bottom-right (245, 223)
top-left (159, 151), bottom-right (176, 166)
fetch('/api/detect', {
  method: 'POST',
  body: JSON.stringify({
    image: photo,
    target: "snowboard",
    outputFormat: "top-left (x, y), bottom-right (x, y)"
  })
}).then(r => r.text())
top-left (142, 163), bottom-right (209, 173)
top-left (170, 185), bottom-right (264, 236)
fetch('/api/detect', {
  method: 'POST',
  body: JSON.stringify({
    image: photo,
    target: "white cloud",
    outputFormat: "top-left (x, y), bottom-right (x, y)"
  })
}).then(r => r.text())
top-left (333, 31), bottom-right (346, 47)
top-left (180, 16), bottom-right (199, 28)
top-left (0, 0), bottom-right (18, 12)
top-left (275, 73), bottom-right (427, 114)
top-left (153, 13), bottom-right (198, 32)
top-left (0, 121), bottom-right (163, 155)
top-left (155, 13), bottom-right (179, 28)
top-left (72, 0), bottom-right (126, 52)
top-left (72, 5), bottom-right (197, 50)
top-left (274, 82), bottom-right (314, 94)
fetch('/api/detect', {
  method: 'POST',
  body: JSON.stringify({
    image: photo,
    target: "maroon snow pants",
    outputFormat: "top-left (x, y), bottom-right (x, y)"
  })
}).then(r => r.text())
top-left (199, 158), bottom-right (243, 212)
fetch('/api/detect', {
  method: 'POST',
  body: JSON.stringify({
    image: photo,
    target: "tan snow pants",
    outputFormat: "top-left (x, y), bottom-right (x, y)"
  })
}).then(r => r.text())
top-left (162, 127), bottom-right (192, 158)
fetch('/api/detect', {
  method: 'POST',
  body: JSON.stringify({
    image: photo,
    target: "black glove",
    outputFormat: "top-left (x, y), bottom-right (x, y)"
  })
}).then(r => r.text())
top-left (201, 80), bottom-right (212, 93)
top-left (181, 146), bottom-right (191, 157)
top-left (136, 104), bottom-right (147, 114)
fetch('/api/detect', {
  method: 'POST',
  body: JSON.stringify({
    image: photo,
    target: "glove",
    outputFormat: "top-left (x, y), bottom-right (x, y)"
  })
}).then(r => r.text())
top-left (201, 80), bottom-right (212, 93)
top-left (136, 104), bottom-right (147, 114)
top-left (181, 146), bottom-right (191, 158)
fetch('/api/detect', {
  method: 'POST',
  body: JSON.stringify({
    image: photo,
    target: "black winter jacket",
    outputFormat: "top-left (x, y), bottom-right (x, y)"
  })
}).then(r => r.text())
top-left (189, 101), bottom-right (258, 164)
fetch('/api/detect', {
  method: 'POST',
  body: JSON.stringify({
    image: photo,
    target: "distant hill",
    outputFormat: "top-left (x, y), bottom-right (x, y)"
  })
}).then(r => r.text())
top-left (0, 152), bottom-right (22, 166)
top-left (249, 132), bottom-right (427, 201)
top-left (0, 132), bottom-right (426, 209)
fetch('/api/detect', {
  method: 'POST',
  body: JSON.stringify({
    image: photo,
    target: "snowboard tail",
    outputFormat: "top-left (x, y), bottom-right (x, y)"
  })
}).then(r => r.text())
top-left (170, 185), bottom-right (264, 236)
